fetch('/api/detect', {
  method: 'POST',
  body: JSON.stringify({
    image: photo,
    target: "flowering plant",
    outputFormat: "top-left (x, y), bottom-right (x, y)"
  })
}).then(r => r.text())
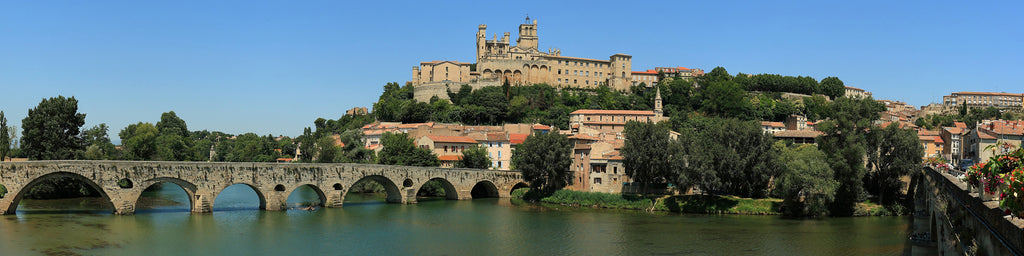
top-left (962, 163), bottom-right (984, 187)
top-left (1000, 167), bottom-right (1024, 215)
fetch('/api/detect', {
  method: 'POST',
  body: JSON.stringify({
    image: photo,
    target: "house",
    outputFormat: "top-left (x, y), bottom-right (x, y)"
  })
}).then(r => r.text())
top-left (415, 135), bottom-right (480, 168)
top-left (467, 132), bottom-right (512, 170)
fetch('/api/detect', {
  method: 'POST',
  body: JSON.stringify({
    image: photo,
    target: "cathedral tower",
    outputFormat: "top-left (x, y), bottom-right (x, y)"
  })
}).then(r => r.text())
top-left (517, 17), bottom-right (538, 50)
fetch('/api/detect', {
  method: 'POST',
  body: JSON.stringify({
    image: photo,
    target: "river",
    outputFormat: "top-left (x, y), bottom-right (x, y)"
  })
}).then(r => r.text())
top-left (0, 184), bottom-right (912, 255)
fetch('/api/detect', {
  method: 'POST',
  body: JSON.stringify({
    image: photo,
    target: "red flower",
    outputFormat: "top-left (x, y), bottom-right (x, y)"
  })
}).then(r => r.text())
top-left (1007, 209), bottom-right (1012, 215)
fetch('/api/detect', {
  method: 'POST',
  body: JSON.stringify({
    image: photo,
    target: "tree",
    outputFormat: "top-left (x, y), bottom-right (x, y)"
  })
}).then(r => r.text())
top-left (119, 122), bottom-right (159, 160)
top-left (819, 77), bottom-right (845, 99)
top-left (21, 96), bottom-right (87, 160)
top-left (510, 130), bottom-right (572, 194)
top-left (775, 142), bottom-right (837, 218)
top-left (699, 80), bottom-right (750, 118)
top-left (455, 145), bottom-right (491, 169)
top-left (866, 123), bottom-right (924, 206)
top-left (314, 136), bottom-right (340, 163)
top-left (0, 111), bottom-right (9, 161)
top-left (81, 124), bottom-right (117, 160)
top-left (816, 97), bottom-right (885, 216)
top-left (622, 121), bottom-right (674, 193)
top-left (156, 111), bottom-right (189, 137)
top-left (378, 132), bottom-right (439, 167)
top-left (673, 117), bottom-right (779, 198)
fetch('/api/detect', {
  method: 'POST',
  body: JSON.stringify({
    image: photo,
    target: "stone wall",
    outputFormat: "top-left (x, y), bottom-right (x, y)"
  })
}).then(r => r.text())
top-left (0, 161), bottom-right (524, 215)
top-left (921, 166), bottom-right (1024, 255)
top-left (413, 80), bottom-right (500, 103)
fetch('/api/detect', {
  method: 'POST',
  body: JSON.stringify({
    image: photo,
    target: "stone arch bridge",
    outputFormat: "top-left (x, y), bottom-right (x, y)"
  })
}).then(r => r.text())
top-left (0, 161), bottom-right (526, 215)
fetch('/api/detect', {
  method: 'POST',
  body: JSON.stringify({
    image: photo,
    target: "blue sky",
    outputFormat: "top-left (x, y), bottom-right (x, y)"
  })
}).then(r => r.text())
top-left (1, 1), bottom-right (1021, 138)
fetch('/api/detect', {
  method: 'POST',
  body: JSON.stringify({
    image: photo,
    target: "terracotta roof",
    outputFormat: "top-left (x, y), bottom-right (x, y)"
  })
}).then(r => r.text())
top-left (570, 109), bottom-right (656, 116)
top-left (953, 92), bottom-right (1024, 97)
top-left (420, 60), bottom-right (472, 65)
top-left (568, 134), bottom-right (600, 141)
top-left (545, 55), bottom-right (611, 63)
top-left (423, 135), bottom-right (478, 144)
top-left (918, 130), bottom-right (940, 136)
top-left (438, 155), bottom-right (462, 161)
top-left (532, 124), bottom-right (551, 130)
top-left (632, 70), bottom-right (658, 75)
top-left (509, 134), bottom-right (529, 144)
top-left (574, 144), bottom-right (592, 150)
top-left (398, 122), bottom-right (434, 129)
top-left (954, 122), bottom-right (967, 129)
top-left (934, 136), bottom-right (944, 144)
top-left (276, 158), bottom-right (293, 162)
top-left (976, 129), bottom-right (997, 140)
top-left (845, 86), bottom-right (865, 91)
top-left (774, 130), bottom-right (824, 138)
top-left (982, 120), bottom-right (1024, 136)
top-left (365, 144), bottom-right (382, 150)
top-left (760, 121), bottom-right (784, 128)
top-left (943, 127), bottom-right (964, 134)
top-left (582, 121), bottom-right (626, 126)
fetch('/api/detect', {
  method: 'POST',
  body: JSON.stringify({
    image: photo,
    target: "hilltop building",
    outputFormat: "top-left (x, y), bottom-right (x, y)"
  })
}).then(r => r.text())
top-left (942, 91), bottom-right (1024, 113)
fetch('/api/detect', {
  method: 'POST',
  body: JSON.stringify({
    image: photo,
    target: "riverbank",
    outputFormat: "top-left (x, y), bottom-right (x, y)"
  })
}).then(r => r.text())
top-left (513, 188), bottom-right (906, 216)
top-left (513, 188), bottom-right (781, 215)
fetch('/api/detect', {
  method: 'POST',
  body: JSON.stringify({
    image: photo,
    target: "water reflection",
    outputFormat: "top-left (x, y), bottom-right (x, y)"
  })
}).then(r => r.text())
top-left (0, 187), bottom-right (911, 256)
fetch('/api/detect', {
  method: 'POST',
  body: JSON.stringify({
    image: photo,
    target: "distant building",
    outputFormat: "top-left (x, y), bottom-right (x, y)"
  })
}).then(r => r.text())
top-left (844, 86), bottom-right (872, 99)
top-left (345, 107), bottom-right (368, 116)
top-left (965, 120), bottom-right (1024, 164)
top-left (942, 91), bottom-right (1024, 112)
top-left (760, 121), bottom-right (785, 134)
top-left (569, 88), bottom-right (667, 134)
top-left (919, 130), bottom-right (943, 159)
top-left (630, 67), bottom-right (704, 87)
top-left (416, 135), bottom-right (480, 168)
top-left (940, 122), bottom-right (968, 166)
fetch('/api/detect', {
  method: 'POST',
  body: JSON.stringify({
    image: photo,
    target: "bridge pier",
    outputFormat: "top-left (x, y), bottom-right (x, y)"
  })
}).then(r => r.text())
top-left (264, 192), bottom-right (287, 211)
top-left (192, 192), bottom-right (215, 213)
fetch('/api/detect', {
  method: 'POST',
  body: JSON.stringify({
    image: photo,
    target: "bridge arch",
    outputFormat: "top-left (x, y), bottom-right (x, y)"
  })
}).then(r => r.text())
top-left (212, 183), bottom-right (268, 211)
top-left (415, 177), bottom-right (459, 200)
top-left (284, 184), bottom-right (327, 208)
top-left (509, 182), bottom-right (529, 197)
top-left (471, 180), bottom-right (500, 198)
top-left (346, 175), bottom-right (403, 204)
top-left (130, 177), bottom-right (198, 213)
top-left (3, 171), bottom-right (116, 214)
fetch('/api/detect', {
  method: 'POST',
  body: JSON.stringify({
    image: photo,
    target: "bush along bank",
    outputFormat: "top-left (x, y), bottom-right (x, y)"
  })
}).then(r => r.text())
top-left (512, 188), bottom-right (783, 215)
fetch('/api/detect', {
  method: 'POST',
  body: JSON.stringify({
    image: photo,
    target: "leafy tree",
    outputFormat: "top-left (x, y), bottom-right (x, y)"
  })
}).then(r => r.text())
top-left (119, 122), bottom-right (159, 160)
top-left (21, 96), bottom-right (87, 160)
top-left (455, 145), bottom-right (490, 169)
top-left (699, 80), bottom-right (750, 118)
top-left (81, 124), bottom-right (117, 160)
top-left (314, 136), bottom-right (340, 163)
top-left (866, 123), bottom-right (924, 206)
top-left (622, 121), bottom-right (674, 193)
top-left (510, 131), bottom-right (572, 194)
top-left (675, 117), bottom-right (779, 198)
top-left (155, 134), bottom-right (189, 161)
top-left (156, 111), bottom-right (189, 137)
top-left (378, 132), bottom-right (439, 167)
top-left (0, 111), bottom-right (9, 161)
top-left (775, 142), bottom-right (837, 218)
top-left (816, 97), bottom-right (885, 216)
top-left (819, 77), bottom-right (845, 99)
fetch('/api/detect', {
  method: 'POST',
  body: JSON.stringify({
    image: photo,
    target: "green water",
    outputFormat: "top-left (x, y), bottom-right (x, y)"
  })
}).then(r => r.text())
top-left (0, 185), bottom-right (912, 255)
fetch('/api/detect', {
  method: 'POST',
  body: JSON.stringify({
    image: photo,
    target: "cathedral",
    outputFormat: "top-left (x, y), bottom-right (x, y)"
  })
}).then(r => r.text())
top-left (412, 17), bottom-right (634, 91)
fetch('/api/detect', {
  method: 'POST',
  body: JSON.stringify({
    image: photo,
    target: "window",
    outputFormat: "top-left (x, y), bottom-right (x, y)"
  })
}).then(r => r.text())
top-left (613, 167), bottom-right (617, 174)
top-left (444, 146), bottom-right (448, 152)
top-left (594, 178), bottom-right (602, 184)
top-left (558, 69), bottom-right (561, 74)
top-left (498, 161), bottom-right (502, 168)
top-left (498, 151), bottom-right (502, 158)
top-left (498, 142), bottom-right (502, 147)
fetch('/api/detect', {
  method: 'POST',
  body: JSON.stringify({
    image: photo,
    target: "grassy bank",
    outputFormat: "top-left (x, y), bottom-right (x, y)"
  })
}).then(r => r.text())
top-left (514, 188), bottom-right (782, 215)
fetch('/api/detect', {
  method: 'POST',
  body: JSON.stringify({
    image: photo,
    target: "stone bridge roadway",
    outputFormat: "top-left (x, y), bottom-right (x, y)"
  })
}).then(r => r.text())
top-left (0, 161), bottom-right (526, 215)
top-left (916, 166), bottom-right (1024, 255)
